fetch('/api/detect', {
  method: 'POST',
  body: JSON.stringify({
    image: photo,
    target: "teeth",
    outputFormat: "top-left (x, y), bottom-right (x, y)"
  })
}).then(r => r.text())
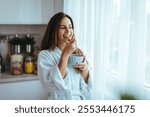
top-left (64, 34), bottom-right (71, 38)
top-left (64, 36), bottom-right (69, 38)
top-left (64, 36), bottom-right (70, 38)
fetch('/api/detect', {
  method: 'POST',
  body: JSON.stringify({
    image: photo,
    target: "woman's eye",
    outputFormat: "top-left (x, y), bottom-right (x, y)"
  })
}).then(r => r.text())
top-left (59, 27), bottom-right (65, 29)
top-left (59, 26), bottom-right (72, 30)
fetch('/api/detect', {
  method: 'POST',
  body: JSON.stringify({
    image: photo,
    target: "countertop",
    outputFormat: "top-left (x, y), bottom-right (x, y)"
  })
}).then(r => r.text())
top-left (0, 72), bottom-right (38, 83)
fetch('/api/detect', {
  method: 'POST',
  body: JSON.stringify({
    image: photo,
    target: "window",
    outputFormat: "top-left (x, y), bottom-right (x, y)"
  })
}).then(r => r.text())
top-left (145, 0), bottom-right (150, 83)
top-left (64, 0), bottom-right (150, 99)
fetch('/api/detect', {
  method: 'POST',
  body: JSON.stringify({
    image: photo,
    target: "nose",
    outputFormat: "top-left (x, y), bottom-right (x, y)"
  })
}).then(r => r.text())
top-left (65, 27), bottom-right (70, 33)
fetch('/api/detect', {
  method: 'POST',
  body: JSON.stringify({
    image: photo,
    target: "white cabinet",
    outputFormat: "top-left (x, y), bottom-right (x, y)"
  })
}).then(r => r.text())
top-left (0, 0), bottom-right (64, 24)
top-left (0, 80), bottom-right (48, 100)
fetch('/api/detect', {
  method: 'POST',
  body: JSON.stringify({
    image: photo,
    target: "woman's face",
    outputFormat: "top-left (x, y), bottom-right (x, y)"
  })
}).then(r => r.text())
top-left (57, 17), bottom-right (74, 44)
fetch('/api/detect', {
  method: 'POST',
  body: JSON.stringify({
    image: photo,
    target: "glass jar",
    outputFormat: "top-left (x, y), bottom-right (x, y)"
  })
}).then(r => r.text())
top-left (24, 56), bottom-right (34, 74)
top-left (33, 58), bottom-right (37, 75)
top-left (11, 54), bottom-right (23, 75)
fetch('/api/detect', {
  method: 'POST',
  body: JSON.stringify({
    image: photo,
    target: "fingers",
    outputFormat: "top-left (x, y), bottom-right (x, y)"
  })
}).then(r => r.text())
top-left (73, 61), bottom-right (88, 70)
top-left (66, 39), bottom-right (76, 46)
top-left (66, 37), bottom-right (76, 45)
top-left (65, 37), bottom-right (77, 55)
top-left (65, 33), bottom-right (75, 44)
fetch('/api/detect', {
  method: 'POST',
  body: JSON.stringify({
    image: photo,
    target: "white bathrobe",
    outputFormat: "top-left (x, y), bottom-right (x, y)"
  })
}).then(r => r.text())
top-left (38, 47), bottom-right (93, 100)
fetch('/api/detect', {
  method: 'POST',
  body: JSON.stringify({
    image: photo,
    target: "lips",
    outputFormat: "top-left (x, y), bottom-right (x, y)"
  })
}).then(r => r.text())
top-left (63, 33), bottom-right (72, 38)
top-left (64, 36), bottom-right (72, 42)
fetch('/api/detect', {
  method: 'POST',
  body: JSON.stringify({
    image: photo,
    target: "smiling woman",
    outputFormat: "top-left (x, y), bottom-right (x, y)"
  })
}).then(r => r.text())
top-left (38, 12), bottom-right (93, 100)
top-left (57, 17), bottom-right (74, 45)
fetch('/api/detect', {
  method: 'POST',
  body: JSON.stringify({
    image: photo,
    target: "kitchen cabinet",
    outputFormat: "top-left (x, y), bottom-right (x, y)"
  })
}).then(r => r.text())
top-left (0, 80), bottom-right (48, 100)
top-left (0, 0), bottom-right (64, 24)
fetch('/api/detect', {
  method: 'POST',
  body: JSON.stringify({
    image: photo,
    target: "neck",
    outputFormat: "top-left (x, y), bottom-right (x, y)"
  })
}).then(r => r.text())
top-left (57, 43), bottom-right (66, 51)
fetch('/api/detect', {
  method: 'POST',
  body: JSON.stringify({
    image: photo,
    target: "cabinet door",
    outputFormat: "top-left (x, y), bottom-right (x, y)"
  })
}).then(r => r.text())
top-left (0, 80), bottom-right (48, 100)
top-left (0, 0), bottom-right (55, 24)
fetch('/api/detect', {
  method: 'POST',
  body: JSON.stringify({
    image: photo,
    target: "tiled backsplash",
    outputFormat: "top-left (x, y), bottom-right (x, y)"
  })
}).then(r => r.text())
top-left (0, 24), bottom-right (47, 47)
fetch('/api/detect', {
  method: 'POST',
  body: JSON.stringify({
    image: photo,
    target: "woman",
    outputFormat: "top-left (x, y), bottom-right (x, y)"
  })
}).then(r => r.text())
top-left (38, 12), bottom-right (93, 100)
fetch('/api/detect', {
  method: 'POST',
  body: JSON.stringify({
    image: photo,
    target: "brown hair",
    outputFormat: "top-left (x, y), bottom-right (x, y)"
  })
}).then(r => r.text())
top-left (41, 12), bottom-right (74, 50)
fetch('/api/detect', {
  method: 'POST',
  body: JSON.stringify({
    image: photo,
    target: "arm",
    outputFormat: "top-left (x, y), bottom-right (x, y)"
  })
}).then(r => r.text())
top-left (74, 59), bottom-right (89, 83)
top-left (38, 50), bottom-right (66, 91)
top-left (58, 52), bottom-right (69, 79)
top-left (73, 48), bottom-right (89, 83)
top-left (58, 38), bottom-right (77, 79)
top-left (80, 66), bottom-right (89, 83)
top-left (80, 63), bottom-right (93, 100)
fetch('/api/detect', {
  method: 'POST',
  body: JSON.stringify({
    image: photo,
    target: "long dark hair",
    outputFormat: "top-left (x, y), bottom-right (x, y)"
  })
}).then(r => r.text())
top-left (41, 12), bottom-right (74, 50)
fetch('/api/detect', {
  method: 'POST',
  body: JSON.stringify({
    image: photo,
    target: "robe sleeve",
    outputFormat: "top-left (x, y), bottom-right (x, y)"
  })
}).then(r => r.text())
top-left (38, 51), bottom-right (68, 92)
top-left (80, 63), bottom-right (93, 99)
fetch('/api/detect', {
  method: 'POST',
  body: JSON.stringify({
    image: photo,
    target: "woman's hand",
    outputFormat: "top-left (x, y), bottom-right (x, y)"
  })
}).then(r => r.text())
top-left (73, 55), bottom-right (88, 71)
top-left (73, 48), bottom-right (87, 70)
top-left (72, 49), bottom-right (89, 83)
top-left (58, 35), bottom-right (77, 79)
top-left (63, 35), bottom-right (77, 56)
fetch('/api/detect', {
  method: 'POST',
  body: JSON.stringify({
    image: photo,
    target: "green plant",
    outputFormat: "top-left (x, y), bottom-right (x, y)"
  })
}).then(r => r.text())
top-left (120, 93), bottom-right (137, 100)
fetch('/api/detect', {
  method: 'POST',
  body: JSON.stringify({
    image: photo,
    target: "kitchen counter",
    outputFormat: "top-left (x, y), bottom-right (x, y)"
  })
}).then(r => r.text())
top-left (0, 72), bottom-right (38, 83)
top-left (0, 73), bottom-right (48, 100)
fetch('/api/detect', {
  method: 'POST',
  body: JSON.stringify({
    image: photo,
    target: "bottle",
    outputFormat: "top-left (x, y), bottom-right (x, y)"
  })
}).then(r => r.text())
top-left (10, 54), bottom-right (23, 75)
top-left (25, 34), bottom-right (35, 55)
top-left (24, 56), bottom-right (34, 74)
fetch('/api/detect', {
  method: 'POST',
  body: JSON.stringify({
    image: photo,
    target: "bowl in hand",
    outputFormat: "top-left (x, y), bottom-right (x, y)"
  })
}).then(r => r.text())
top-left (68, 54), bottom-right (84, 65)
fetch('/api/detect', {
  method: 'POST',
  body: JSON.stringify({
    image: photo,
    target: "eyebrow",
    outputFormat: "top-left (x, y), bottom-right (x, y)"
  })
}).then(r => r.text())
top-left (59, 24), bottom-right (72, 27)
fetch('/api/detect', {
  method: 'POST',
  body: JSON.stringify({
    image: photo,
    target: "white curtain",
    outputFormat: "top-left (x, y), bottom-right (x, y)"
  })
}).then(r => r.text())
top-left (64, 0), bottom-right (148, 99)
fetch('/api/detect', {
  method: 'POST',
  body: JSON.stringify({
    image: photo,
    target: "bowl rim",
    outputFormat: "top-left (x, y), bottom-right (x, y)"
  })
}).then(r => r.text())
top-left (68, 54), bottom-right (84, 65)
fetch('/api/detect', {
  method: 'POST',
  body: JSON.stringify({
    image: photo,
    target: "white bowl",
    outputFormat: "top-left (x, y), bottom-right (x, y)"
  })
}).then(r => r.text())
top-left (68, 54), bottom-right (84, 65)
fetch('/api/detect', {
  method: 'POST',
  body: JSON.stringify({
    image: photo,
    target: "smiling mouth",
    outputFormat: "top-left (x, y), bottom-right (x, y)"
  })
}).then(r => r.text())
top-left (63, 34), bottom-right (72, 39)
